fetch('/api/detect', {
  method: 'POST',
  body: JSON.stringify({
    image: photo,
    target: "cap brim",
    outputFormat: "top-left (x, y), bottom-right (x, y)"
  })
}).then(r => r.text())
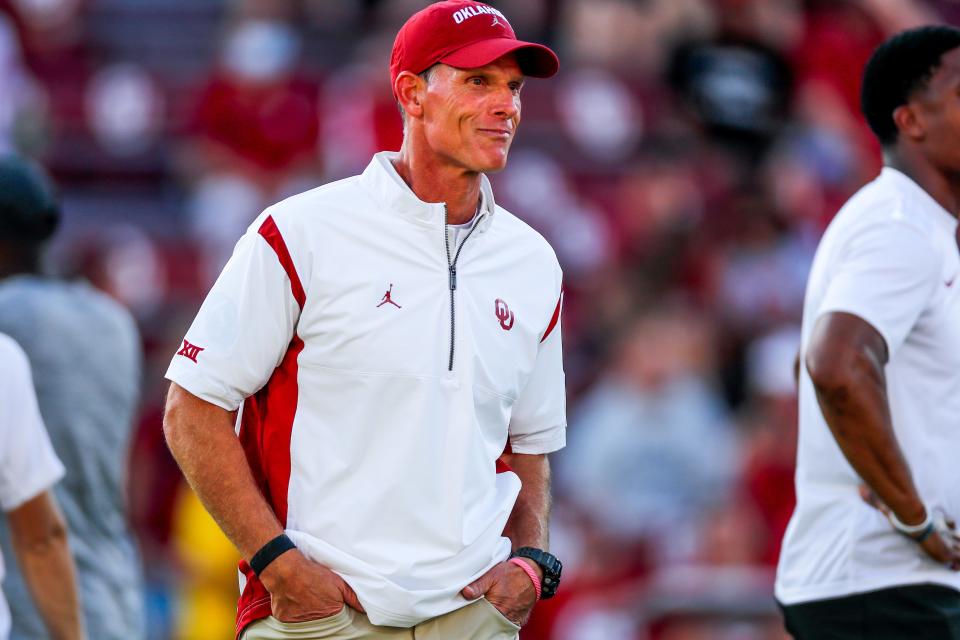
top-left (439, 38), bottom-right (559, 78)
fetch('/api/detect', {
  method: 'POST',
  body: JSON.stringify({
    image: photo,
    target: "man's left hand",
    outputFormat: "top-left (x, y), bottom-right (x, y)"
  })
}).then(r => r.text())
top-left (461, 561), bottom-right (538, 626)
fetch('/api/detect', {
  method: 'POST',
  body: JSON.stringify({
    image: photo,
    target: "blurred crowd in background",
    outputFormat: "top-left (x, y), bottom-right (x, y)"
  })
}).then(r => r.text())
top-left (1, 0), bottom-right (957, 638)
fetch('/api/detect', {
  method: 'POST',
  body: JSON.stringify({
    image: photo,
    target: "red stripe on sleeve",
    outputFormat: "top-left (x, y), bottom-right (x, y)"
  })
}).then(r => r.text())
top-left (540, 289), bottom-right (563, 343)
top-left (258, 215), bottom-right (306, 309)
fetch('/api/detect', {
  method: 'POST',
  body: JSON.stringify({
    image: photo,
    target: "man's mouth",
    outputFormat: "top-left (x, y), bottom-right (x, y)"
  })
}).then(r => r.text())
top-left (477, 128), bottom-right (512, 139)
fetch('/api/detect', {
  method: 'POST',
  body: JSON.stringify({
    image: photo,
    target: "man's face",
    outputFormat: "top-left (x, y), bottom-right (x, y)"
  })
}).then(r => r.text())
top-left (419, 55), bottom-right (524, 174)
top-left (913, 47), bottom-right (960, 176)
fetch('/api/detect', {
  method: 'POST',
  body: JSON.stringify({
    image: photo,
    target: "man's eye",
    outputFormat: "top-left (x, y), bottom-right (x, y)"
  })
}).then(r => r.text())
top-left (470, 77), bottom-right (484, 86)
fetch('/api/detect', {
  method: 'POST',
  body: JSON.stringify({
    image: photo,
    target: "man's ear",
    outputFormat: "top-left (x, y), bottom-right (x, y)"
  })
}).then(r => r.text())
top-left (395, 71), bottom-right (425, 119)
top-left (893, 102), bottom-right (925, 143)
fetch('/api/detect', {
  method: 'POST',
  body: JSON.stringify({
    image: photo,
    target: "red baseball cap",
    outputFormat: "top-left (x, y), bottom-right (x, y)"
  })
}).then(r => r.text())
top-left (390, 1), bottom-right (559, 96)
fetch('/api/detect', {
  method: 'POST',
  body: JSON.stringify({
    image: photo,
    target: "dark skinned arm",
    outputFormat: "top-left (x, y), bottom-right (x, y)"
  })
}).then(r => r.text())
top-left (163, 382), bottom-right (364, 622)
top-left (8, 491), bottom-right (84, 640)
top-left (461, 453), bottom-right (551, 625)
top-left (806, 311), bottom-right (960, 566)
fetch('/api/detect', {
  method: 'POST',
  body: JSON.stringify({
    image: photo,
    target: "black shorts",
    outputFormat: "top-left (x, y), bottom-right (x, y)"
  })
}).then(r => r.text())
top-left (779, 584), bottom-right (960, 640)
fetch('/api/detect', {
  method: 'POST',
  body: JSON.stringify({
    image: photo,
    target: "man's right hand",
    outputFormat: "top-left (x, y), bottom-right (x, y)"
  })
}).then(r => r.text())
top-left (259, 549), bottom-right (366, 622)
top-left (859, 484), bottom-right (960, 570)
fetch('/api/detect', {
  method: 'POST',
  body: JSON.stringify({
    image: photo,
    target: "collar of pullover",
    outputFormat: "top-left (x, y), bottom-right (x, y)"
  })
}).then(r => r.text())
top-left (361, 151), bottom-right (496, 233)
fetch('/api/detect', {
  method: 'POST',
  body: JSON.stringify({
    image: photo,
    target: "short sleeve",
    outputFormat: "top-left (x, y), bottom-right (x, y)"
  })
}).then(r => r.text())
top-left (165, 213), bottom-right (304, 410)
top-left (0, 337), bottom-right (65, 511)
top-left (818, 221), bottom-right (939, 356)
top-left (508, 289), bottom-right (567, 455)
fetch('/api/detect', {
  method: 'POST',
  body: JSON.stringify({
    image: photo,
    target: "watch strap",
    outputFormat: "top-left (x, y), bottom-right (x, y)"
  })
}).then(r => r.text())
top-left (250, 533), bottom-right (296, 577)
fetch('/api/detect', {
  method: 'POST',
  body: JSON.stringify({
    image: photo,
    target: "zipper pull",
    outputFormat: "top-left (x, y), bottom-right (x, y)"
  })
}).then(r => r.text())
top-left (449, 266), bottom-right (457, 290)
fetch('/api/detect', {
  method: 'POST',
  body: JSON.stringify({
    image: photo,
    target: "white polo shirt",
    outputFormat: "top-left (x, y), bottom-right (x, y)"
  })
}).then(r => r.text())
top-left (166, 152), bottom-right (566, 633)
top-left (776, 168), bottom-right (960, 604)
top-left (0, 333), bottom-right (66, 640)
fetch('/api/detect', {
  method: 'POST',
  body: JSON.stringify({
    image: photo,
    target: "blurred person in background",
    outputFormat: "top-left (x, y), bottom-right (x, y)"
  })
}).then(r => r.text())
top-left (668, 7), bottom-right (794, 161)
top-left (0, 0), bottom-right (93, 164)
top-left (0, 156), bottom-right (144, 640)
top-left (714, 191), bottom-right (811, 337)
top-left (164, 2), bottom-right (566, 639)
top-left (739, 325), bottom-right (801, 565)
top-left (0, 14), bottom-right (45, 155)
top-left (182, 17), bottom-right (321, 282)
top-left (0, 334), bottom-right (83, 640)
top-left (549, 304), bottom-right (745, 640)
top-left (557, 304), bottom-right (737, 575)
top-left (776, 26), bottom-right (960, 639)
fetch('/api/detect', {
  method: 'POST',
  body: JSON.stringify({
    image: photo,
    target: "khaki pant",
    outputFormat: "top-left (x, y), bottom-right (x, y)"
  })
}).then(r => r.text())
top-left (241, 599), bottom-right (520, 640)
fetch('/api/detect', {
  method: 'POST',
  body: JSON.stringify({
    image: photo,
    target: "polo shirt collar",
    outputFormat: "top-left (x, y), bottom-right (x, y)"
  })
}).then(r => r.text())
top-left (362, 151), bottom-right (496, 232)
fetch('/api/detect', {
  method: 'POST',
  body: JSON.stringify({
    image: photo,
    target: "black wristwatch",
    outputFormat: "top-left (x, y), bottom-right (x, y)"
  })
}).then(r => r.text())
top-left (510, 547), bottom-right (562, 599)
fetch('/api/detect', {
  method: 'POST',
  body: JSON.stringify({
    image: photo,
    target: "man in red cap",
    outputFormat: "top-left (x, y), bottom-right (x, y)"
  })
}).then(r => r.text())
top-left (163, 2), bottom-right (566, 639)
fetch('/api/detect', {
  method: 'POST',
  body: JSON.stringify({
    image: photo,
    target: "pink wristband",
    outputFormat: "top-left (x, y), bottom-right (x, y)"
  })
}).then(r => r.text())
top-left (508, 557), bottom-right (542, 600)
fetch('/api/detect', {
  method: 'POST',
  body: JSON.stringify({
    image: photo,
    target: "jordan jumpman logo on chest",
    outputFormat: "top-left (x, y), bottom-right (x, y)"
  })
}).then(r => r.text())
top-left (377, 284), bottom-right (402, 309)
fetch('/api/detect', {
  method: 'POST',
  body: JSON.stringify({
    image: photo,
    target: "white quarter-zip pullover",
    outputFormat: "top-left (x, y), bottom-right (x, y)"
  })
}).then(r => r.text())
top-left (166, 151), bottom-right (566, 635)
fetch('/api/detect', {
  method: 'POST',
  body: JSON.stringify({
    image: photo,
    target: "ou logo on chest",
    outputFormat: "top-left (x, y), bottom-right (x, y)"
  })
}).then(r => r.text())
top-left (495, 298), bottom-right (515, 331)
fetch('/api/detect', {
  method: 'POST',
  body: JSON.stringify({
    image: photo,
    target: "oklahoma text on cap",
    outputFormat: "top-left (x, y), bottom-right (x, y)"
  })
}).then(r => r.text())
top-left (390, 0), bottom-right (560, 96)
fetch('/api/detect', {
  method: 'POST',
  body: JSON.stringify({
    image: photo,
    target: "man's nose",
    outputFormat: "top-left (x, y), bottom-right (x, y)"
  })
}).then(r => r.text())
top-left (490, 88), bottom-right (519, 120)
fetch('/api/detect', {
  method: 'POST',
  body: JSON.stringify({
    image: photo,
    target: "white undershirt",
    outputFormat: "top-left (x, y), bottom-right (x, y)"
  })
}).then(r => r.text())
top-left (448, 216), bottom-right (477, 245)
top-left (447, 198), bottom-right (482, 245)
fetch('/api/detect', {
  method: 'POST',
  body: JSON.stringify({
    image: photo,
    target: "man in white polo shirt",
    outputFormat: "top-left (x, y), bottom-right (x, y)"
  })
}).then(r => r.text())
top-left (0, 334), bottom-right (83, 640)
top-left (163, 2), bottom-right (566, 639)
top-left (776, 26), bottom-right (960, 639)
